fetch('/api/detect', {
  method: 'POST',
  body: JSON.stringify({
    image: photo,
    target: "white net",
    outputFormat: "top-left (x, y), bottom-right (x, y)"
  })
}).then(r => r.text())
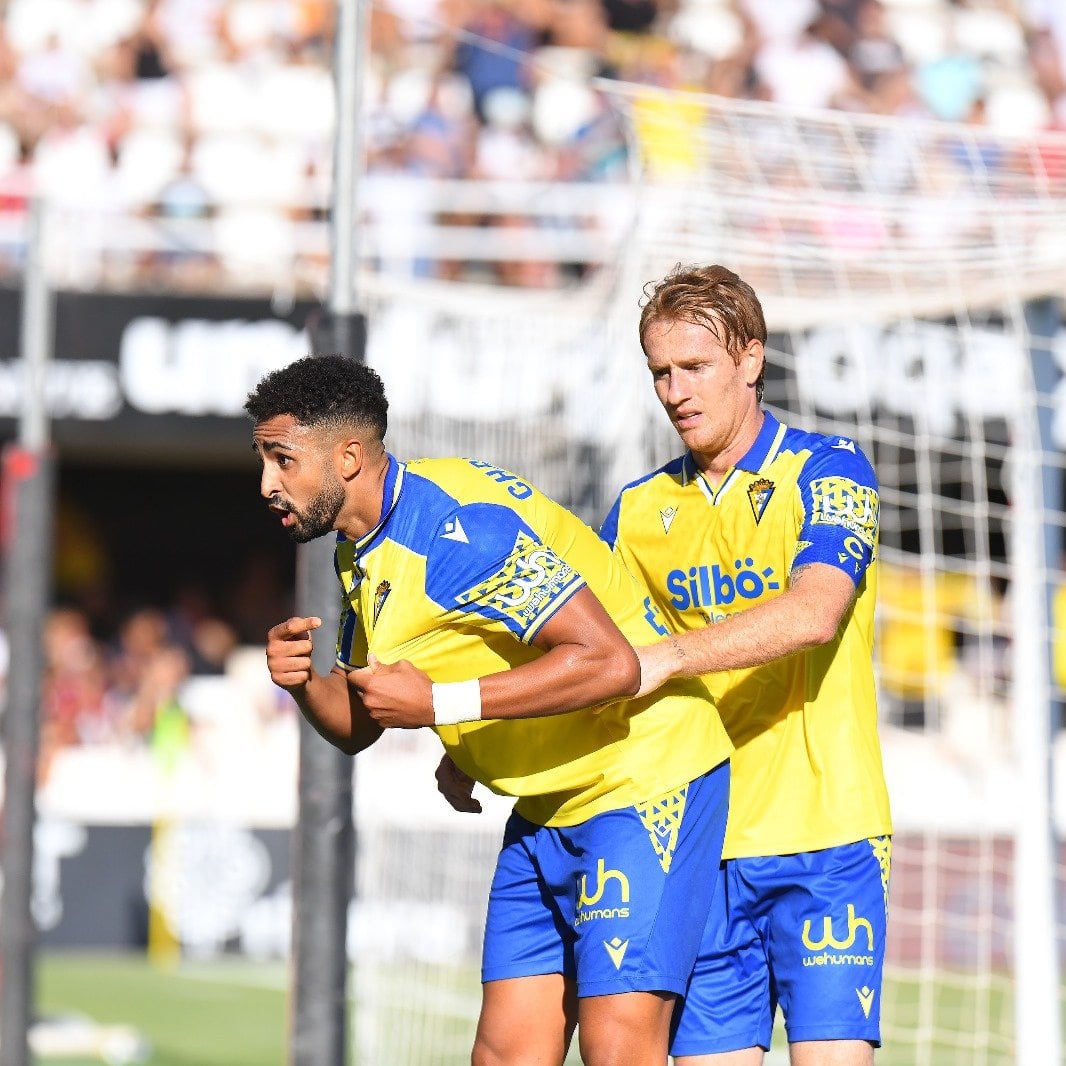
top-left (353, 87), bottom-right (1066, 1064)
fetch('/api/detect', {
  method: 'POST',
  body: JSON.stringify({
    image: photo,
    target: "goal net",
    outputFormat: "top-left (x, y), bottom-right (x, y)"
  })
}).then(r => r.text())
top-left (352, 86), bottom-right (1066, 1065)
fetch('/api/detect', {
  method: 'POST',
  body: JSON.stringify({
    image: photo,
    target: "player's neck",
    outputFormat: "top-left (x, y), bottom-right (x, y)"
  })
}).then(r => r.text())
top-left (692, 407), bottom-right (764, 487)
top-left (338, 452), bottom-right (392, 540)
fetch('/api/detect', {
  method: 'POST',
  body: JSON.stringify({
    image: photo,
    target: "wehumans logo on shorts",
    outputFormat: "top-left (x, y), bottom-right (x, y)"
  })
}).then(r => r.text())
top-left (802, 904), bottom-right (873, 951)
top-left (575, 859), bottom-right (630, 926)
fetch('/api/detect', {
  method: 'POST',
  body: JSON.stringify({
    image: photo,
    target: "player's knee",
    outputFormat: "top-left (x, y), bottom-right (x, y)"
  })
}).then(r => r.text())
top-left (577, 991), bottom-right (675, 1066)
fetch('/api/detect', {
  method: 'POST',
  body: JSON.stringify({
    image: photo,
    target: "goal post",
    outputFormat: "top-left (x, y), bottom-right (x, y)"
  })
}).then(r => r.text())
top-left (346, 88), bottom-right (1066, 1064)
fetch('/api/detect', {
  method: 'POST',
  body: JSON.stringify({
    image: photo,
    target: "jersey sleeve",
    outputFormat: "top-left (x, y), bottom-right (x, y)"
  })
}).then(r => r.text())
top-left (598, 492), bottom-right (622, 549)
top-left (424, 501), bottom-right (587, 643)
top-left (793, 437), bottom-right (879, 585)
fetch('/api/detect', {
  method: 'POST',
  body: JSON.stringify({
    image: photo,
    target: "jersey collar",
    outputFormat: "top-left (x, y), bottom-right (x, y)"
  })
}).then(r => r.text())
top-left (735, 410), bottom-right (786, 474)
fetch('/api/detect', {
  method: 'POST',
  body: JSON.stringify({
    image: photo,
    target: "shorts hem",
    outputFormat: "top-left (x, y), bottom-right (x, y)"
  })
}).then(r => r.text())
top-left (481, 966), bottom-right (562, 984)
top-left (577, 974), bottom-right (687, 999)
top-left (671, 1030), bottom-right (770, 1056)
top-left (786, 1025), bottom-right (881, 1047)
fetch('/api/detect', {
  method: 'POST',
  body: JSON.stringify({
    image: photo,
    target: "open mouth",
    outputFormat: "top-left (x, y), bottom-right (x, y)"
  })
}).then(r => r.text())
top-left (269, 502), bottom-right (295, 527)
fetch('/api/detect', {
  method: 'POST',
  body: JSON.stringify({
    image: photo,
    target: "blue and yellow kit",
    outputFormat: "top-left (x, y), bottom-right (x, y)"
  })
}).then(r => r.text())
top-left (333, 455), bottom-right (733, 829)
top-left (600, 411), bottom-right (892, 858)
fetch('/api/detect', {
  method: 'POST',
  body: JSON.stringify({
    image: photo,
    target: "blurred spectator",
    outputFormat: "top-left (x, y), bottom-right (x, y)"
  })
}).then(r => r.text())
top-left (753, 10), bottom-right (856, 110)
top-left (109, 606), bottom-right (171, 705)
top-left (847, 0), bottom-right (905, 93)
top-left (600, 0), bottom-right (661, 35)
top-left (0, 0), bottom-right (1056, 293)
top-left (40, 607), bottom-right (114, 780)
top-left (126, 642), bottom-right (191, 770)
top-left (128, 0), bottom-right (179, 79)
top-left (453, 0), bottom-right (537, 122)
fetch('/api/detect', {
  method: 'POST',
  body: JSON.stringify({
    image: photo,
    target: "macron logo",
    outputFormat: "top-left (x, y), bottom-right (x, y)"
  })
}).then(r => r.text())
top-left (604, 937), bottom-right (629, 970)
top-left (832, 438), bottom-right (856, 452)
top-left (442, 517), bottom-right (469, 543)
top-left (856, 986), bottom-right (875, 1018)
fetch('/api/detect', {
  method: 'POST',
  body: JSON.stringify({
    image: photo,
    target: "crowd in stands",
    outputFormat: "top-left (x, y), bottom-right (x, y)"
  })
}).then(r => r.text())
top-left (35, 571), bottom-right (296, 795)
top-left (0, 0), bottom-right (1062, 289)
top-left (1, 0), bottom-right (1063, 794)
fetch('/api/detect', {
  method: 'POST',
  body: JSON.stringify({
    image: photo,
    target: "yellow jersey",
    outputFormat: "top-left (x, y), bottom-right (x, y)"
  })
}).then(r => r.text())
top-left (333, 455), bottom-right (733, 828)
top-left (600, 412), bottom-right (892, 858)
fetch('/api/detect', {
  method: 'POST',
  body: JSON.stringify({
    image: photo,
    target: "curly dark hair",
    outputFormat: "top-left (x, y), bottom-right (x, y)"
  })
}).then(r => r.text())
top-left (244, 354), bottom-right (388, 441)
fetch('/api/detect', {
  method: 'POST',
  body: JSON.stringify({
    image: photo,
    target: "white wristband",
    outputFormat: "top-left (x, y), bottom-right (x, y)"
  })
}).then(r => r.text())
top-left (432, 679), bottom-right (483, 726)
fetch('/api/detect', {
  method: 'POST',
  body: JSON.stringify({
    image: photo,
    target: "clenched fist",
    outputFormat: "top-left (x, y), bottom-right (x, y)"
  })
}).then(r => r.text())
top-left (265, 616), bottom-right (322, 692)
top-left (347, 655), bottom-right (434, 728)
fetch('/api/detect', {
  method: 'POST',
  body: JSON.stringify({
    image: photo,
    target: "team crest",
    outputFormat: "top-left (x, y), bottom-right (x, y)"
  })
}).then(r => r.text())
top-left (747, 478), bottom-right (775, 524)
top-left (373, 580), bottom-right (392, 624)
top-left (660, 506), bottom-right (678, 533)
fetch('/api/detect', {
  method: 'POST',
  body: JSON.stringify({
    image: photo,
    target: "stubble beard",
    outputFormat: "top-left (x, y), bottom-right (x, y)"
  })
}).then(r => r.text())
top-left (285, 478), bottom-right (345, 543)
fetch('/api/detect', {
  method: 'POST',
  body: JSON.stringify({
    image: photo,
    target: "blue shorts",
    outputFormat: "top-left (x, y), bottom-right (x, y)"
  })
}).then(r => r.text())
top-left (671, 836), bottom-right (892, 1055)
top-left (482, 760), bottom-right (729, 998)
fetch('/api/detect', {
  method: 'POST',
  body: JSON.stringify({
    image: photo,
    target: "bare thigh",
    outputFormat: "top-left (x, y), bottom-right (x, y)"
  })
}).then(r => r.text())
top-left (674, 1047), bottom-right (765, 1066)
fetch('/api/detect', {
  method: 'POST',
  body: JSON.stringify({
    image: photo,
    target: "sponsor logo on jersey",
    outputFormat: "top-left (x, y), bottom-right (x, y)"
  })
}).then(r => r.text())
top-left (832, 437), bottom-right (857, 452)
top-left (455, 531), bottom-right (576, 630)
top-left (372, 580), bottom-right (391, 624)
top-left (660, 506), bottom-right (678, 533)
top-left (810, 477), bottom-right (878, 547)
top-left (747, 478), bottom-right (775, 524)
top-left (666, 559), bottom-right (780, 611)
top-left (643, 596), bottom-right (669, 636)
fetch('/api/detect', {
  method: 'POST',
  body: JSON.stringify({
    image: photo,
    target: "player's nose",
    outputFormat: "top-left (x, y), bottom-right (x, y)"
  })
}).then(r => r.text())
top-left (665, 369), bottom-right (690, 405)
top-left (260, 466), bottom-right (281, 499)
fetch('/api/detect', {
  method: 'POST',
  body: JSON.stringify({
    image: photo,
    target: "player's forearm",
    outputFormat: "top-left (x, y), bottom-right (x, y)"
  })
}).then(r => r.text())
top-left (291, 667), bottom-right (382, 754)
top-left (660, 574), bottom-right (850, 680)
top-left (476, 640), bottom-right (640, 721)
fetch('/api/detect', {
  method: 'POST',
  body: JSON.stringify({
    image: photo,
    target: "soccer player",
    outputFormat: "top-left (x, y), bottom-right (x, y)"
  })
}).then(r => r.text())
top-left (602, 263), bottom-right (893, 1065)
top-left (245, 353), bottom-right (733, 1066)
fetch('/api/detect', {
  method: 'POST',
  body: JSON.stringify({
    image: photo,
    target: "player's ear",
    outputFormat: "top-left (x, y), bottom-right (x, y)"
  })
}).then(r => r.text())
top-left (337, 437), bottom-right (363, 481)
top-left (743, 340), bottom-right (764, 387)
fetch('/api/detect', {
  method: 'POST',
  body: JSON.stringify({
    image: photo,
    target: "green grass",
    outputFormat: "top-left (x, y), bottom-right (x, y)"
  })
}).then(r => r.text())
top-left (31, 952), bottom-right (1041, 1065)
top-left (35, 953), bottom-right (290, 1066)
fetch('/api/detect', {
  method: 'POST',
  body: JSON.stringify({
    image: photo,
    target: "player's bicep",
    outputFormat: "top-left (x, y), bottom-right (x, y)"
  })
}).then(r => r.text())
top-left (529, 583), bottom-right (634, 659)
top-left (789, 562), bottom-right (859, 635)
